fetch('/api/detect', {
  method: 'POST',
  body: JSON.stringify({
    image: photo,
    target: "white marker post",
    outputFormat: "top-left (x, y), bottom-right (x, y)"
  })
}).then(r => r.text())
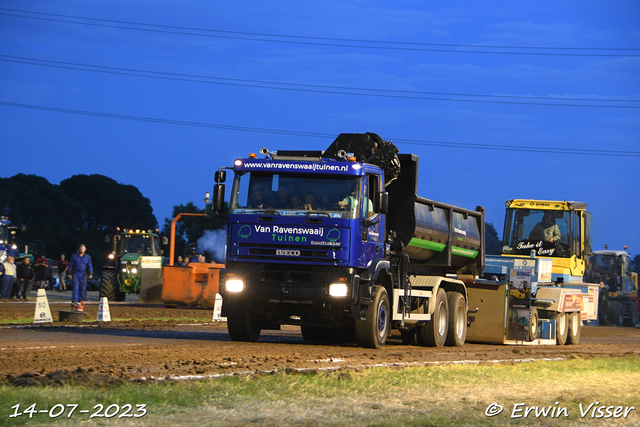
top-left (97, 297), bottom-right (111, 322)
top-left (34, 288), bottom-right (53, 324)
top-left (212, 293), bottom-right (226, 322)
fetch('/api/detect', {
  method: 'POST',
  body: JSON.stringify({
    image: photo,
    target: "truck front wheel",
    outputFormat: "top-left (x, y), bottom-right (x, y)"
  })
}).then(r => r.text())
top-left (354, 285), bottom-right (390, 349)
top-left (445, 292), bottom-right (466, 347)
top-left (226, 297), bottom-right (261, 342)
top-left (418, 288), bottom-right (448, 347)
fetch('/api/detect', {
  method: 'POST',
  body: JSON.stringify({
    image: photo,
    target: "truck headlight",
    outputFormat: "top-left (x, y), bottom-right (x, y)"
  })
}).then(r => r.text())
top-left (131, 268), bottom-right (138, 274)
top-left (226, 279), bottom-right (244, 293)
top-left (329, 283), bottom-right (349, 297)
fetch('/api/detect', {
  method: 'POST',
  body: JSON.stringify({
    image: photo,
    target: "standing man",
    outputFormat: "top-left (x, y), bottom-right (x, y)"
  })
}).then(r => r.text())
top-left (16, 257), bottom-right (34, 301)
top-left (34, 254), bottom-right (49, 290)
top-left (57, 254), bottom-right (69, 291)
top-left (68, 244), bottom-right (93, 312)
top-left (1, 255), bottom-right (16, 300)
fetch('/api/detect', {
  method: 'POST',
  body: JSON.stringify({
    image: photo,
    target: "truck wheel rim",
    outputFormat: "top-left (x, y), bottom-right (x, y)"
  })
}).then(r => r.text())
top-left (570, 313), bottom-right (579, 335)
top-left (377, 304), bottom-right (387, 338)
top-left (531, 315), bottom-right (537, 335)
top-left (438, 301), bottom-right (447, 336)
top-left (455, 305), bottom-right (465, 338)
top-left (558, 314), bottom-right (566, 332)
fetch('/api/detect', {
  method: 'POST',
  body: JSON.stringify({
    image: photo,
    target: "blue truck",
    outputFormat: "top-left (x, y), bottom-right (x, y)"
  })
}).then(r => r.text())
top-left (213, 133), bottom-right (485, 348)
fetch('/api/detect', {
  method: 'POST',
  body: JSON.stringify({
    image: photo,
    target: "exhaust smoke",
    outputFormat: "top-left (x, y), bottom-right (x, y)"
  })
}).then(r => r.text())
top-left (197, 229), bottom-right (226, 263)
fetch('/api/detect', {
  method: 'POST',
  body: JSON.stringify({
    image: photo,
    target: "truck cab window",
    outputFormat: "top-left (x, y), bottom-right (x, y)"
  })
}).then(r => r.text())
top-left (230, 171), bottom-right (360, 219)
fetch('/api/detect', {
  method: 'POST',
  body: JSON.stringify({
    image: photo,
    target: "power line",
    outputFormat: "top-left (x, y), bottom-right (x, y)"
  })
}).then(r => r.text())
top-left (1, 101), bottom-right (638, 158)
top-left (1, 8), bottom-right (638, 57)
top-left (2, 55), bottom-right (638, 109)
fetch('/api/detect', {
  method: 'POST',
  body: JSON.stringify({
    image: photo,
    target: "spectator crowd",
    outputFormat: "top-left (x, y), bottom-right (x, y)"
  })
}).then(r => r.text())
top-left (0, 252), bottom-right (71, 301)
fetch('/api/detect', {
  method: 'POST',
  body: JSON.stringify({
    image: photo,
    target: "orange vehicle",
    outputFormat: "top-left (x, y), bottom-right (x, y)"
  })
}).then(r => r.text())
top-left (160, 212), bottom-right (223, 308)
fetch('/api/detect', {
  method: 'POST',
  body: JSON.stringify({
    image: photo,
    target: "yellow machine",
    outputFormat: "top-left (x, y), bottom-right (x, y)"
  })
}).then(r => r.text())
top-left (500, 199), bottom-right (593, 280)
top-left (469, 199), bottom-right (598, 346)
top-left (496, 199), bottom-right (600, 322)
top-left (585, 246), bottom-right (639, 326)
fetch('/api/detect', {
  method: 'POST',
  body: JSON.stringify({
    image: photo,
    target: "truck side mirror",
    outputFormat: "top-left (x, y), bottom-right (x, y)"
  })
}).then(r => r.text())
top-left (162, 236), bottom-right (169, 246)
top-left (104, 235), bottom-right (111, 243)
top-left (215, 170), bottom-right (227, 184)
top-left (213, 184), bottom-right (226, 212)
top-left (375, 192), bottom-right (389, 214)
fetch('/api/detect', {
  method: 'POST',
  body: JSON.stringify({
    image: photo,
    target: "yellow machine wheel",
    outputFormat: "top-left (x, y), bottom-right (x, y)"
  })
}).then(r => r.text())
top-left (567, 311), bottom-right (581, 345)
top-left (556, 312), bottom-right (569, 345)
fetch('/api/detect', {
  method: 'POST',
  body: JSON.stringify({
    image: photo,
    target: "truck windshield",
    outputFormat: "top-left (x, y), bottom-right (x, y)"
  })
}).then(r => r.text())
top-left (119, 235), bottom-right (158, 256)
top-left (501, 208), bottom-right (571, 258)
top-left (230, 172), bottom-right (361, 219)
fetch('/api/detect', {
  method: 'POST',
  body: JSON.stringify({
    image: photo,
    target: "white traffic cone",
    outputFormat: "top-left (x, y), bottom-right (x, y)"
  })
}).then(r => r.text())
top-left (34, 288), bottom-right (53, 324)
top-left (97, 297), bottom-right (111, 322)
top-left (212, 293), bottom-right (226, 322)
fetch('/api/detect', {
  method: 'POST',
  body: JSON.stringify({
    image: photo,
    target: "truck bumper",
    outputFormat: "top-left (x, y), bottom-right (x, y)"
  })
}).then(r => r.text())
top-left (219, 265), bottom-right (361, 326)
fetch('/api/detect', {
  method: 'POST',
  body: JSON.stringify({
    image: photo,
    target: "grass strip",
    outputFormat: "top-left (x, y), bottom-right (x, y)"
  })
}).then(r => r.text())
top-left (1, 355), bottom-right (638, 426)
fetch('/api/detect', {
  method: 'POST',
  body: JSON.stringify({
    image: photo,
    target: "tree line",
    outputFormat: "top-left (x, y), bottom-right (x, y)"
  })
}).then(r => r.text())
top-left (0, 174), bottom-right (224, 271)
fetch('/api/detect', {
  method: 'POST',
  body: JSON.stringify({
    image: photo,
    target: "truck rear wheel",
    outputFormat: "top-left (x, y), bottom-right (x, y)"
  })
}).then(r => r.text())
top-left (607, 301), bottom-right (624, 326)
top-left (445, 292), bottom-right (466, 347)
top-left (556, 312), bottom-right (569, 345)
top-left (100, 270), bottom-right (116, 302)
top-left (567, 311), bottom-right (581, 345)
top-left (226, 297), bottom-right (261, 342)
top-left (418, 288), bottom-right (448, 347)
top-left (354, 285), bottom-right (390, 349)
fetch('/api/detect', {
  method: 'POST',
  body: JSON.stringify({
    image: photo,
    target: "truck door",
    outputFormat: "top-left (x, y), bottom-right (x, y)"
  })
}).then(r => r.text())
top-left (569, 211), bottom-right (585, 277)
top-left (361, 173), bottom-right (385, 263)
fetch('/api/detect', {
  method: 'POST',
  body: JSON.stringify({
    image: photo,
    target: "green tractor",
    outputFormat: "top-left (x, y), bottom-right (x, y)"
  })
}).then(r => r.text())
top-left (101, 228), bottom-right (166, 302)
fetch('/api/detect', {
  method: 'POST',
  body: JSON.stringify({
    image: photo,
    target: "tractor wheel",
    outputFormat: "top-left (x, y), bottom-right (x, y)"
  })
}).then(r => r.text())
top-left (567, 311), bottom-right (581, 345)
top-left (556, 312), bottom-right (569, 345)
top-left (607, 301), bottom-right (624, 326)
top-left (624, 302), bottom-right (639, 327)
top-left (418, 288), bottom-right (448, 347)
top-left (226, 297), bottom-right (261, 342)
top-left (354, 285), bottom-right (390, 349)
top-left (528, 307), bottom-right (539, 341)
top-left (445, 292), bottom-right (467, 347)
top-left (99, 270), bottom-right (116, 302)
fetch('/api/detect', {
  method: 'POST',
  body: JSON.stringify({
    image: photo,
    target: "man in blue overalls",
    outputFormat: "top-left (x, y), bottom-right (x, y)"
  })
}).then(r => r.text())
top-left (68, 244), bottom-right (93, 312)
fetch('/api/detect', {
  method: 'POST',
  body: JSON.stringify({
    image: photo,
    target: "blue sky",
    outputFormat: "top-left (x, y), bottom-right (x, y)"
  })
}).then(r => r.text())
top-left (1, 1), bottom-right (639, 257)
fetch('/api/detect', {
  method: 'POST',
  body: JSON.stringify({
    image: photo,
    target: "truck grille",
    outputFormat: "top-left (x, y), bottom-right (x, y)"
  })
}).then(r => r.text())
top-left (236, 243), bottom-right (348, 265)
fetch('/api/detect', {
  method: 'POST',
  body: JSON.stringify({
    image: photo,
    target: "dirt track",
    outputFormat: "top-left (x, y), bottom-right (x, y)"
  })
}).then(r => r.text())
top-left (1, 300), bottom-right (639, 387)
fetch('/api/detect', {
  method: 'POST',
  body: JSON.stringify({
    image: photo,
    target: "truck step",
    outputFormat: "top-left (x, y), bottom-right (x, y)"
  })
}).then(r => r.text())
top-left (391, 289), bottom-right (433, 322)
